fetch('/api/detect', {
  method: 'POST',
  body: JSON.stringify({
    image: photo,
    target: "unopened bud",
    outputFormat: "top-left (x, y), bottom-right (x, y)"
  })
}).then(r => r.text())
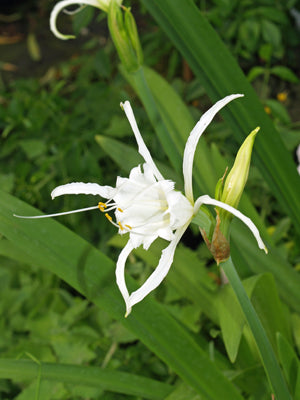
top-left (218, 126), bottom-right (259, 236)
top-left (222, 127), bottom-right (259, 207)
top-left (108, 1), bottom-right (143, 72)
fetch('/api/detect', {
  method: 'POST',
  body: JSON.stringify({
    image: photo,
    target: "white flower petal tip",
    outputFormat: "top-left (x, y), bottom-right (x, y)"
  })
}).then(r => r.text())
top-left (125, 305), bottom-right (132, 318)
top-left (125, 223), bottom-right (189, 312)
top-left (121, 100), bottom-right (164, 181)
top-left (50, 0), bottom-right (104, 40)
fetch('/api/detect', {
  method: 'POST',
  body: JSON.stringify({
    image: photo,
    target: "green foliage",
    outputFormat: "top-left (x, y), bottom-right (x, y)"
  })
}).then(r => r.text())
top-left (198, 0), bottom-right (299, 63)
top-left (0, 0), bottom-right (299, 398)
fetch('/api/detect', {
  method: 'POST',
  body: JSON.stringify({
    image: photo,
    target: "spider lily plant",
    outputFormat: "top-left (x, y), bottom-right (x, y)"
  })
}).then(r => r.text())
top-left (15, 94), bottom-right (267, 316)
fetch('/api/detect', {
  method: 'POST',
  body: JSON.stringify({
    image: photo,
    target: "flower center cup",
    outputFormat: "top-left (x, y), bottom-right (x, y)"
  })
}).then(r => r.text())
top-left (97, 164), bottom-right (194, 249)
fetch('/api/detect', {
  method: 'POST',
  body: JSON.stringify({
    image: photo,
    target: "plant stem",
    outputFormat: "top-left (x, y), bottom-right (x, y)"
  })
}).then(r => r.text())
top-left (221, 257), bottom-right (292, 400)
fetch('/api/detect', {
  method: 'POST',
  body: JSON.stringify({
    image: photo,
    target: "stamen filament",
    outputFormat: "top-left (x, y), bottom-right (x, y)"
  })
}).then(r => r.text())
top-left (14, 205), bottom-right (100, 219)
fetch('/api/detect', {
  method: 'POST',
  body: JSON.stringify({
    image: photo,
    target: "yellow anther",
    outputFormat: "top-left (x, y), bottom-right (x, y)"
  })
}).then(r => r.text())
top-left (118, 222), bottom-right (124, 231)
top-left (105, 213), bottom-right (112, 221)
top-left (98, 202), bottom-right (107, 212)
top-left (117, 208), bottom-right (124, 212)
top-left (125, 224), bottom-right (132, 230)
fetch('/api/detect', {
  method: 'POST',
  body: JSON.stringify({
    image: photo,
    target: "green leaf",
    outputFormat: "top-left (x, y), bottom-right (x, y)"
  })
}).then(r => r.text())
top-left (218, 272), bottom-right (291, 365)
top-left (292, 314), bottom-right (300, 354)
top-left (295, 367), bottom-right (300, 400)
top-left (0, 173), bottom-right (14, 193)
top-left (244, 7), bottom-right (289, 24)
top-left (140, 0), bottom-right (300, 235)
top-left (222, 259), bottom-right (292, 400)
top-left (165, 382), bottom-right (201, 400)
top-left (247, 66), bottom-right (265, 82)
top-left (95, 134), bottom-right (143, 171)
top-left (245, 274), bottom-right (291, 352)
top-left (19, 139), bottom-right (46, 159)
top-left (261, 19), bottom-right (282, 48)
top-left (0, 359), bottom-right (172, 399)
top-left (230, 220), bottom-right (300, 314)
top-left (218, 283), bottom-right (245, 363)
top-left (270, 66), bottom-right (300, 83)
top-left (238, 19), bottom-right (260, 52)
top-left (0, 191), bottom-right (243, 400)
top-left (265, 99), bottom-right (291, 124)
top-left (277, 333), bottom-right (299, 396)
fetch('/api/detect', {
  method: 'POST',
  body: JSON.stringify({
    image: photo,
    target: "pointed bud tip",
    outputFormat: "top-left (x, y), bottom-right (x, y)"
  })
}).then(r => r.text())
top-left (252, 126), bottom-right (260, 136)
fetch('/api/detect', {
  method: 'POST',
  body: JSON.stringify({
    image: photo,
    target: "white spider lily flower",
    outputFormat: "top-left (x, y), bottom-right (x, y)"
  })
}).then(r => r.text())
top-left (15, 95), bottom-right (267, 316)
top-left (50, 0), bottom-right (122, 40)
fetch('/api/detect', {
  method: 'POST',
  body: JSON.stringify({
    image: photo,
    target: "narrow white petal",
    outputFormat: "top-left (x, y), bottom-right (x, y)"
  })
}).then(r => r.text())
top-left (121, 101), bottom-right (164, 181)
top-left (50, 0), bottom-right (103, 40)
top-left (115, 241), bottom-right (134, 317)
top-left (126, 222), bottom-right (190, 315)
top-left (194, 194), bottom-right (267, 253)
top-left (13, 205), bottom-right (100, 219)
top-left (183, 94), bottom-right (244, 202)
top-left (51, 182), bottom-right (115, 199)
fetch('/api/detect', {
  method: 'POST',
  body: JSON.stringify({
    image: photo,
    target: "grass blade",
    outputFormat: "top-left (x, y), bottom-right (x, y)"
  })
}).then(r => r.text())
top-left (0, 359), bottom-right (172, 399)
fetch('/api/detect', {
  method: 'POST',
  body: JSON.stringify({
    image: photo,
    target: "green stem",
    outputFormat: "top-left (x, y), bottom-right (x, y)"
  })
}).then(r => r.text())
top-left (221, 257), bottom-right (292, 400)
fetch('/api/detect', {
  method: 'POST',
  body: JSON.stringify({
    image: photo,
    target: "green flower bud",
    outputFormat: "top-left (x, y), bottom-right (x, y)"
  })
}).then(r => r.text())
top-left (107, 0), bottom-right (143, 72)
top-left (124, 7), bottom-right (143, 66)
top-left (219, 126), bottom-right (260, 236)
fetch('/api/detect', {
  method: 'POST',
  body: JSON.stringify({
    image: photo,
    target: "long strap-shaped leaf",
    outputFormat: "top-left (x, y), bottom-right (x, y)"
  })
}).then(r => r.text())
top-left (0, 359), bottom-right (172, 399)
top-left (140, 0), bottom-right (300, 234)
top-left (0, 191), bottom-right (243, 400)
